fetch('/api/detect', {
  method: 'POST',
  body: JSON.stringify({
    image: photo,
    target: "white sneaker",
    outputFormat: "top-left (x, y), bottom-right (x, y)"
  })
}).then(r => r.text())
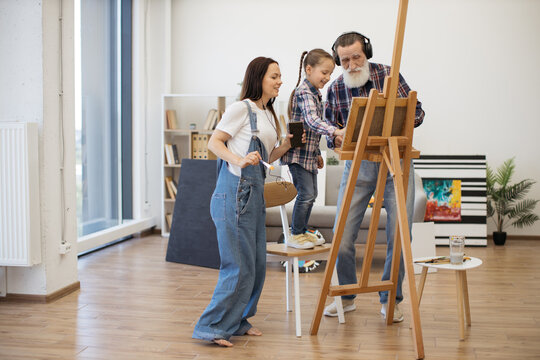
top-left (286, 233), bottom-right (315, 249)
top-left (380, 303), bottom-right (404, 323)
top-left (323, 298), bottom-right (356, 317)
top-left (304, 229), bottom-right (325, 246)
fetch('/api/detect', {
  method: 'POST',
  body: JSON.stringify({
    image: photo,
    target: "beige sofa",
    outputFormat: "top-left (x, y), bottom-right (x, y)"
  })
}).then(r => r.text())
top-left (265, 164), bottom-right (427, 243)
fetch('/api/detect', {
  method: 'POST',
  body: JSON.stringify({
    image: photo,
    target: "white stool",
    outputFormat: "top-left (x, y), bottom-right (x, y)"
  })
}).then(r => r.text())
top-left (414, 256), bottom-right (483, 340)
top-left (267, 242), bottom-right (345, 337)
top-left (264, 181), bottom-right (344, 337)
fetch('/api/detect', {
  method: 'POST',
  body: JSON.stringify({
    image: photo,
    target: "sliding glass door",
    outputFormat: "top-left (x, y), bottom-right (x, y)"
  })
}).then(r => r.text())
top-left (77, 0), bottom-right (132, 238)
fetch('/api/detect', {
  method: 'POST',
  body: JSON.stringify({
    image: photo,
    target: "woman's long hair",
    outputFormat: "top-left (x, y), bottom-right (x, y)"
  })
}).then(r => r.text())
top-left (240, 57), bottom-right (281, 139)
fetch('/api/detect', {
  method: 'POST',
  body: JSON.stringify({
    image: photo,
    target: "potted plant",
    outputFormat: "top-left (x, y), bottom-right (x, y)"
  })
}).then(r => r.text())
top-left (486, 158), bottom-right (539, 245)
top-left (326, 156), bottom-right (340, 166)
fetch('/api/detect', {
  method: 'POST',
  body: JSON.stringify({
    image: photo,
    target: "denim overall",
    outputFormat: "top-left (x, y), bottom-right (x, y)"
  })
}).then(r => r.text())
top-left (192, 101), bottom-right (268, 342)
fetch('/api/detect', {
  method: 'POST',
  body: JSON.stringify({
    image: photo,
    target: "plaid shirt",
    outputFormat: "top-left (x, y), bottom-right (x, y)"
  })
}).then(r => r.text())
top-left (281, 79), bottom-right (337, 173)
top-left (325, 62), bottom-right (425, 148)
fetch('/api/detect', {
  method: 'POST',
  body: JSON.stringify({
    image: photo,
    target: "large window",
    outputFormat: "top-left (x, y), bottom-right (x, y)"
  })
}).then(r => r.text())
top-left (76, 0), bottom-right (132, 238)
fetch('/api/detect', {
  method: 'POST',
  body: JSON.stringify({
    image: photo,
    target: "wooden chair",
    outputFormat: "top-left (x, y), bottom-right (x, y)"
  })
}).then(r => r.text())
top-left (264, 181), bottom-right (345, 337)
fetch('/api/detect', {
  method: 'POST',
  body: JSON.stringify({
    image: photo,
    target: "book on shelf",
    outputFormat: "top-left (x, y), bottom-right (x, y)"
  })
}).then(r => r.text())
top-left (203, 109), bottom-right (218, 130)
top-left (191, 134), bottom-right (199, 159)
top-left (165, 213), bottom-right (173, 229)
top-left (170, 178), bottom-right (177, 197)
top-left (164, 144), bottom-right (175, 165)
top-left (172, 144), bottom-right (180, 164)
top-left (166, 110), bottom-right (179, 129)
top-left (191, 133), bottom-right (216, 160)
top-left (212, 110), bottom-right (224, 130)
top-left (165, 176), bottom-right (176, 199)
top-left (191, 134), bottom-right (203, 159)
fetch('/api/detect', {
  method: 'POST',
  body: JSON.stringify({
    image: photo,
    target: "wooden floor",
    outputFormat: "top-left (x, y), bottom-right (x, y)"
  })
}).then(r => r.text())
top-left (1, 236), bottom-right (540, 360)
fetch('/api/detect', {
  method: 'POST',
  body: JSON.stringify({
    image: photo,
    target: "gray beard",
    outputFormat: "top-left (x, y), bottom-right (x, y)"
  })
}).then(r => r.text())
top-left (343, 62), bottom-right (370, 88)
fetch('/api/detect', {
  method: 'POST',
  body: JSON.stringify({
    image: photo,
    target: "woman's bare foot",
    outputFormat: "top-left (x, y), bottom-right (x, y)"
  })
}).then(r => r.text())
top-left (246, 327), bottom-right (262, 336)
top-left (213, 339), bottom-right (233, 347)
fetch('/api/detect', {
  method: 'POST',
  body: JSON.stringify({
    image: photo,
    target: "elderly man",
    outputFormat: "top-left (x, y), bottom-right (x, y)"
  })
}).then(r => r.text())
top-left (323, 31), bottom-right (425, 322)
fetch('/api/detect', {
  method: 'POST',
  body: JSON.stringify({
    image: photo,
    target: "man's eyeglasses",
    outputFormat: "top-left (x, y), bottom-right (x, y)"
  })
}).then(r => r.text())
top-left (339, 53), bottom-right (364, 66)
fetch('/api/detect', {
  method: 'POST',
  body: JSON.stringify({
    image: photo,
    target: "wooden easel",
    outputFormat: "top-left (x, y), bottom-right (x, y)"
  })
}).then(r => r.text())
top-left (309, 1), bottom-right (424, 358)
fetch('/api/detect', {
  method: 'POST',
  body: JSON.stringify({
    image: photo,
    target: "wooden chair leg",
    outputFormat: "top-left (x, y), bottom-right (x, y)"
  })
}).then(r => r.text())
top-left (461, 271), bottom-right (471, 326)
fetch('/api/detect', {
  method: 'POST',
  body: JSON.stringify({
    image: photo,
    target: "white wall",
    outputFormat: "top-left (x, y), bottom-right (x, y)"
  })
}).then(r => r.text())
top-left (0, 1), bottom-right (43, 121)
top-left (132, 0), bottom-right (171, 221)
top-left (0, 0), bottom-right (78, 295)
top-left (140, 0), bottom-right (540, 237)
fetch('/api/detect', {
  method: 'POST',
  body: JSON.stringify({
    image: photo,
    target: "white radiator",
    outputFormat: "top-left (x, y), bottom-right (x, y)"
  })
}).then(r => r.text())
top-left (0, 122), bottom-right (41, 266)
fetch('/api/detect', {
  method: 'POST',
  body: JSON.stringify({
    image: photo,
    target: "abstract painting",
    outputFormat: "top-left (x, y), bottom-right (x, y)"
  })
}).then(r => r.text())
top-left (423, 179), bottom-right (462, 221)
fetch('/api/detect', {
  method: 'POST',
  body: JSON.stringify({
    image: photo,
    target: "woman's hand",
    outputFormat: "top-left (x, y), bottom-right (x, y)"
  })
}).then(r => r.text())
top-left (281, 133), bottom-right (293, 149)
top-left (333, 127), bottom-right (346, 137)
top-left (317, 155), bottom-right (324, 169)
top-left (334, 135), bottom-right (343, 148)
top-left (238, 151), bottom-right (262, 168)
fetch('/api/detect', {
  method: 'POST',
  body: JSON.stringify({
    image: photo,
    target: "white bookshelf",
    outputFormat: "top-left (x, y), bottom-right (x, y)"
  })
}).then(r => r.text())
top-left (161, 94), bottom-right (234, 236)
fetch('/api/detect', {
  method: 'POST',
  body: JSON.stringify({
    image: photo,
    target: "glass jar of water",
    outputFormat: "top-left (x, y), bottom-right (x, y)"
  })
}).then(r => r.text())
top-left (449, 235), bottom-right (465, 265)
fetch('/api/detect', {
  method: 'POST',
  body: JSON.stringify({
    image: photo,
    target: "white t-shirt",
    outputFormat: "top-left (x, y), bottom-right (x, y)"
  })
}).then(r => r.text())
top-left (215, 99), bottom-right (280, 176)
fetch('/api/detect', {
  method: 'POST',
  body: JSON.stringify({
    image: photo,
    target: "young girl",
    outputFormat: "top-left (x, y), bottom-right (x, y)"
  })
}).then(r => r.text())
top-left (281, 49), bottom-right (345, 249)
top-left (192, 57), bottom-right (293, 347)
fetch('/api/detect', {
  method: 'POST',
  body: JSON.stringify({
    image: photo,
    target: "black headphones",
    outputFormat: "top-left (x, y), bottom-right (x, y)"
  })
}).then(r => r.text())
top-left (331, 31), bottom-right (373, 65)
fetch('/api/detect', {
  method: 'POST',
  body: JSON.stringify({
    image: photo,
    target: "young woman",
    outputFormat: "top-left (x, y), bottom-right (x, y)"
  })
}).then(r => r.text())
top-left (192, 57), bottom-right (293, 347)
top-left (281, 49), bottom-right (345, 249)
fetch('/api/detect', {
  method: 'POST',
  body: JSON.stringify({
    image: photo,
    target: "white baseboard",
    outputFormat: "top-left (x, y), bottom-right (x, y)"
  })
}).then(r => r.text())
top-left (78, 217), bottom-right (155, 254)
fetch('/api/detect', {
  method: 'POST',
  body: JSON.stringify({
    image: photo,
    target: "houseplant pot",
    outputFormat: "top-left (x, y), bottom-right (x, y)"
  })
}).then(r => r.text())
top-left (486, 158), bottom-right (539, 245)
top-left (492, 231), bottom-right (507, 246)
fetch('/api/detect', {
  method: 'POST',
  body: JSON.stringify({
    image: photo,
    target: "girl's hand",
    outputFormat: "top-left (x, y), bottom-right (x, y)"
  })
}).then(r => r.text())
top-left (317, 155), bottom-right (324, 169)
top-left (283, 130), bottom-right (306, 150)
top-left (238, 151), bottom-right (262, 168)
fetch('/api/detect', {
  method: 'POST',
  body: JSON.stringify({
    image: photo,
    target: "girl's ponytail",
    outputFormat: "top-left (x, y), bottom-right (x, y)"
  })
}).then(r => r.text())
top-left (287, 51), bottom-right (308, 119)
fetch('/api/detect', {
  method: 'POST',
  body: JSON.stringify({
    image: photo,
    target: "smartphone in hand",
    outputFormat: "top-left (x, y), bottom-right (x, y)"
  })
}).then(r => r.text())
top-left (288, 121), bottom-right (304, 148)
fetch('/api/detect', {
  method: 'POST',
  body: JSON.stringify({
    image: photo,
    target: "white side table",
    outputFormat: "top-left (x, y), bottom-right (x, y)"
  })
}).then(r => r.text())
top-left (414, 256), bottom-right (483, 340)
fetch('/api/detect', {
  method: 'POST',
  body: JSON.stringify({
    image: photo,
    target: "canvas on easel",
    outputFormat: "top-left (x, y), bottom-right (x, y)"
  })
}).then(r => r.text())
top-left (341, 98), bottom-right (408, 150)
top-left (339, 95), bottom-right (420, 160)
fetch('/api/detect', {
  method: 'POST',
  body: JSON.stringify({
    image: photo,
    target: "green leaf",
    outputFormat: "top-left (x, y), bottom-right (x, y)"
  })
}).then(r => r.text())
top-left (512, 213), bottom-right (540, 228)
top-left (485, 157), bottom-right (539, 232)
top-left (502, 180), bottom-right (535, 202)
top-left (486, 165), bottom-right (495, 193)
top-left (495, 157), bottom-right (515, 187)
top-left (486, 200), bottom-right (494, 217)
top-left (508, 199), bottom-right (540, 218)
